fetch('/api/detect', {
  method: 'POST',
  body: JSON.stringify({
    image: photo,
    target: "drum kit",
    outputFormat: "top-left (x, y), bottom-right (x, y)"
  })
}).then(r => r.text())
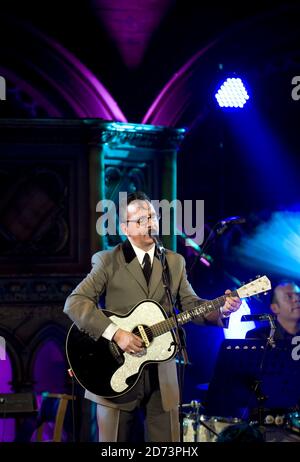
top-left (263, 410), bottom-right (300, 442)
top-left (181, 400), bottom-right (300, 442)
top-left (182, 400), bottom-right (242, 442)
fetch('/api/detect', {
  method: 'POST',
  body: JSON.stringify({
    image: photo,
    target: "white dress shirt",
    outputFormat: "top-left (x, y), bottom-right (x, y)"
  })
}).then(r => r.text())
top-left (102, 241), bottom-right (155, 340)
top-left (129, 240), bottom-right (155, 266)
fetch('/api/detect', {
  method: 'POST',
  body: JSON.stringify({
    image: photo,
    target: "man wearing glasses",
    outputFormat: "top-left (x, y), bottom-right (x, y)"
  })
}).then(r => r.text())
top-left (64, 191), bottom-right (241, 442)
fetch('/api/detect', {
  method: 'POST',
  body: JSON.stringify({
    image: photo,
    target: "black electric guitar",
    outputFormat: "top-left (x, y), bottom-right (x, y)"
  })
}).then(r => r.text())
top-left (66, 276), bottom-right (271, 398)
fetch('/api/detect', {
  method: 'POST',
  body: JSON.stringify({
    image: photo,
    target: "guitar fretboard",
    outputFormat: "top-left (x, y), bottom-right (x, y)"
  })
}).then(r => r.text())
top-left (149, 291), bottom-right (237, 338)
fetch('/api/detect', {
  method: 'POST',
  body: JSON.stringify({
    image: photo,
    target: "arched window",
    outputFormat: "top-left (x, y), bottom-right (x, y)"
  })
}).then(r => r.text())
top-left (32, 339), bottom-right (67, 394)
top-left (30, 338), bottom-right (69, 441)
top-left (0, 350), bottom-right (15, 442)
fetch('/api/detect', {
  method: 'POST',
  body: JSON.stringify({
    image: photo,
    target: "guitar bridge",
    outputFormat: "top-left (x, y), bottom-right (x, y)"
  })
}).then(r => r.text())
top-left (138, 325), bottom-right (150, 347)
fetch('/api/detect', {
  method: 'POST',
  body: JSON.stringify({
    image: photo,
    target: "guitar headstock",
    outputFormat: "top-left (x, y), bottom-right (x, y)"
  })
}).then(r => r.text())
top-left (237, 276), bottom-right (271, 298)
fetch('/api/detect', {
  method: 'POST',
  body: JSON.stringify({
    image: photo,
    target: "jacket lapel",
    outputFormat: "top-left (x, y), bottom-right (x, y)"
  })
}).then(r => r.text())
top-left (148, 256), bottom-right (162, 298)
top-left (122, 240), bottom-right (148, 295)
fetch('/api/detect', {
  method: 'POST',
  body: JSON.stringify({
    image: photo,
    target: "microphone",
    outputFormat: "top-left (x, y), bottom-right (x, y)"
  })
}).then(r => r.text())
top-left (152, 235), bottom-right (165, 254)
top-left (219, 216), bottom-right (246, 226)
top-left (241, 314), bottom-right (274, 322)
top-left (181, 400), bottom-right (202, 409)
top-left (216, 216), bottom-right (246, 235)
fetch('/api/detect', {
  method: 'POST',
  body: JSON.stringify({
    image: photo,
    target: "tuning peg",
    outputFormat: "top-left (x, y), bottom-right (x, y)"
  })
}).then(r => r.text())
top-left (256, 275), bottom-right (261, 279)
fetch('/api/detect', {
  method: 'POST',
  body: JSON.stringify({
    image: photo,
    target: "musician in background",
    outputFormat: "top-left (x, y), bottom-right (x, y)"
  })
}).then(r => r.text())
top-left (246, 281), bottom-right (300, 340)
top-left (64, 191), bottom-right (241, 442)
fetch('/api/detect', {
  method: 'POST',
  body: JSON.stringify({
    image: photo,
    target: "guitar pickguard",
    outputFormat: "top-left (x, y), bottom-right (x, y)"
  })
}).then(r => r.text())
top-left (109, 301), bottom-right (176, 393)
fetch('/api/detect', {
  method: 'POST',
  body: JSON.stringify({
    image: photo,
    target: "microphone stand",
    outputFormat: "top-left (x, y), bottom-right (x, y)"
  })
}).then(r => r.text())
top-left (267, 316), bottom-right (276, 348)
top-left (187, 222), bottom-right (220, 276)
top-left (251, 335), bottom-right (275, 433)
top-left (187, 219), bottom-right (245, 276)
top-left (155, 239), bottom-right (188, 443)
top-left (243, 316), bottom-right (277, 432)
top-left (254, 316), bottom-right (276, 429)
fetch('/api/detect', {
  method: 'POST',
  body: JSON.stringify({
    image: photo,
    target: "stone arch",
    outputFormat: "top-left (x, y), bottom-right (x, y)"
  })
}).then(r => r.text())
top-left (27, 323), bottom-right (69, 394)
top-left (142, 4), bottom-right (300, 128)
top-left (0, 14), bottom-right (127, 120)
top-left (0, 326), bottom-right (24, 391)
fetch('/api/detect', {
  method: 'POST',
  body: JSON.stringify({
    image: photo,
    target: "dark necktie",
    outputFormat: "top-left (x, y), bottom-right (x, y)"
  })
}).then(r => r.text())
top-left (142, 253), bottom-right (152, 285)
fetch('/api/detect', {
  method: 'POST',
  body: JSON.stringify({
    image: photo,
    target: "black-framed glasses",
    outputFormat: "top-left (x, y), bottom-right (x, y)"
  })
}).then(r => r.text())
top-left (127, 214), bottom-right (161, 227)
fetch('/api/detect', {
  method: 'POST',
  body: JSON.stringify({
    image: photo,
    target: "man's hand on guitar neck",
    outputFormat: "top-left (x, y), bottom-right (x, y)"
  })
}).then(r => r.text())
top-left (113, 328), bottom-right (144, 354)
top-left (220, 289), bottom-right (242, 317)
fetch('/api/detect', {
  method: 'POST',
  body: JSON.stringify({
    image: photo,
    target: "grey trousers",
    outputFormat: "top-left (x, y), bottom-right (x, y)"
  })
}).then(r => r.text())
top-left (96, 366), bottom-right (179, 442)
top-left (97, 396), bottom-right (179, 442)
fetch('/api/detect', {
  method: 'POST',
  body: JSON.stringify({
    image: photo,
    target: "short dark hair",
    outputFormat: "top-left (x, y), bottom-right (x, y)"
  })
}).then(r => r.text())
top-left (127, 191), bottom-right (150, 205)
top-left (118, 191), bottom-right (151, 223)
top-left (271, 279), bottom-right (300, 304)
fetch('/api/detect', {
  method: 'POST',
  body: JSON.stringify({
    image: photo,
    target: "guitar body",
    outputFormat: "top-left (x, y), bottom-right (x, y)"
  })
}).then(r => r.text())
top-left (66, 276), bottom-right (272, 398)
top-left (66, 300), bottom-right (177, 398)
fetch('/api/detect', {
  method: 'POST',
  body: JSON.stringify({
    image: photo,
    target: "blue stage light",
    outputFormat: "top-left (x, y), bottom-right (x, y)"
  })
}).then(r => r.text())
top-left (215, 77), bottom-right (249, 108)
top-left (223, 299), bottom-right (255, 339)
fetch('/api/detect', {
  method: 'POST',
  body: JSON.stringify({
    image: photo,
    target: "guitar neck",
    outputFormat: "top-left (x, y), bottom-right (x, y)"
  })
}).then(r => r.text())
top-left (151, 291), bottom-right (237, 338)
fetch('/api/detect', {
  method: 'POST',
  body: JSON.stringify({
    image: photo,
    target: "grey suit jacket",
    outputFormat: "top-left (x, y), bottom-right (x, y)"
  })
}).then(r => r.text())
top-left (64, 240), bottom-right (224, 411)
